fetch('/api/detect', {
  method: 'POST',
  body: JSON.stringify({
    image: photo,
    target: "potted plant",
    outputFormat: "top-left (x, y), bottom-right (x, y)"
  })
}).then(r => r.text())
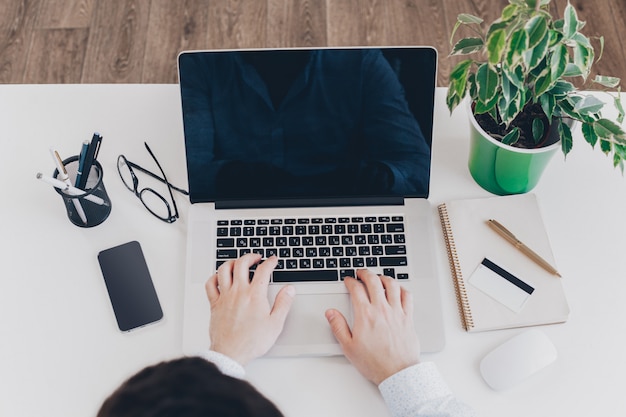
top-left (447, 0), bottom-right (625, 195)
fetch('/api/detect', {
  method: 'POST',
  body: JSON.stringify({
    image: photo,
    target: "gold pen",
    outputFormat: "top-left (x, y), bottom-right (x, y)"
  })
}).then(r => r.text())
top-left (486, 219), bottom-right (562, 278)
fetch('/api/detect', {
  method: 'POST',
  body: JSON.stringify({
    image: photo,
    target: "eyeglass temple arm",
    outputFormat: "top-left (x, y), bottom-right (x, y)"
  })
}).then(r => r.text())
top-left (126, 160), bottom-right (189, 196)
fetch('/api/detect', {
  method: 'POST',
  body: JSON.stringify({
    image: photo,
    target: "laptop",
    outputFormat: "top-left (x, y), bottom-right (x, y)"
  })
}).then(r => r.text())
top-left (178, 46), bottom-right (445, 357)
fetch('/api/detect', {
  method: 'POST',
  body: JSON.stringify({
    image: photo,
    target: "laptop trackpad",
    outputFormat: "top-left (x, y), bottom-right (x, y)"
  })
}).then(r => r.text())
top-left (275, 293), bottom-right (352, 346)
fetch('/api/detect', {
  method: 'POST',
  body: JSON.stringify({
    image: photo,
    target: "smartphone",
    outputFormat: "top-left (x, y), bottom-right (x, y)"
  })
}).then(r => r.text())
top-left (97, 241), bottom-right (163, 332)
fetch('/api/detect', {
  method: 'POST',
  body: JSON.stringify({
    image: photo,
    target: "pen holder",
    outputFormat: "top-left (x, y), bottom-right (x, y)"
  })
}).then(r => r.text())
top-left (53, 156), bottom-right (112, 227)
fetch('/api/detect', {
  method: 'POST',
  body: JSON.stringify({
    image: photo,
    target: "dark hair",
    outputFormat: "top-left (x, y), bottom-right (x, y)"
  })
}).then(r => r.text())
top-left (97, 357), bottom-right (284, 417)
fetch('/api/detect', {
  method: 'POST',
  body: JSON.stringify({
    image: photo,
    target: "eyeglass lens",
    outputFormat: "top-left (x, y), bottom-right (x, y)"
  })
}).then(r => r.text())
top-left (117, 156), bottom-right (173, 222)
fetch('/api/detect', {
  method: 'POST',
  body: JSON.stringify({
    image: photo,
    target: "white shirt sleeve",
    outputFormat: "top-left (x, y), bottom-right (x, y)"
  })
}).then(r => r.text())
top-left (378, 362), bottom-right (476, 417)
top-left (197, 350), bottom-right (246, 380)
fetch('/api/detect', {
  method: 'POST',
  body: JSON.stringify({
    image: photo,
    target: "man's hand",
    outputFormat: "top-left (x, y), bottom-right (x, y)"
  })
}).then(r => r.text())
top-left (325, 270), bottom-right (420, 385)
top-left (205, 254), bottom-right (295, 365)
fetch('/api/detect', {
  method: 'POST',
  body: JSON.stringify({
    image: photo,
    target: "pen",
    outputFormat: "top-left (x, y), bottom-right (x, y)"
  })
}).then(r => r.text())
top-left (487, 219), bottom-right (562, 277)
top-left (50, 149), bottom-right (87, 224)
top-left (77, 133), bottom-right (103, 189)
top-left (75, 140), bottom-right (90, 189)
top-left (36, 173), bottom-right (108, 206)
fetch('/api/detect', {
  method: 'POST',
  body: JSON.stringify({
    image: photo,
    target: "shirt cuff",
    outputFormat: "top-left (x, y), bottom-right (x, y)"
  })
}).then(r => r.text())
top-left (378, 362), bottom-right (453, 416)
top-left (198, 350), bottom-right (246, 380)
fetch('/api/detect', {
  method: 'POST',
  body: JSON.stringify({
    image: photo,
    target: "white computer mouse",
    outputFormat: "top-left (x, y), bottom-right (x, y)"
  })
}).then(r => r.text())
top-left (480, 329), bottom-right (558, 391)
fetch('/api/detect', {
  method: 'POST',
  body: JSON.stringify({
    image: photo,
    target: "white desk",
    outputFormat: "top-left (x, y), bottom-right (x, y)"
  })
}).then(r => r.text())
top-left (1, 85), bottom-right (625, 417)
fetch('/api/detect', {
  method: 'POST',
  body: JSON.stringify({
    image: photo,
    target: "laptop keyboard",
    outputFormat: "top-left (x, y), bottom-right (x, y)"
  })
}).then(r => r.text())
top-left (215, 216), bottom-right (409, 282)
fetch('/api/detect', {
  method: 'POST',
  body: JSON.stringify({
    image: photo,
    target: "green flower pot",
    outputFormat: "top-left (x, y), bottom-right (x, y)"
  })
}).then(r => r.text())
top-left (467, 104), bottom-right (561, 196)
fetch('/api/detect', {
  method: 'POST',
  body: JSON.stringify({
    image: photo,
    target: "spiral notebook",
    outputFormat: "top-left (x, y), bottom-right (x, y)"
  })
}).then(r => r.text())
top-left (437, 193), bottom-right (569, 332)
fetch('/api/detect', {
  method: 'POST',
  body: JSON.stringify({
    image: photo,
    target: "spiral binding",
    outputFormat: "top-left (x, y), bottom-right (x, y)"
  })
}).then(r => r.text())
top-left (437, 203), bottom-right (474, 331)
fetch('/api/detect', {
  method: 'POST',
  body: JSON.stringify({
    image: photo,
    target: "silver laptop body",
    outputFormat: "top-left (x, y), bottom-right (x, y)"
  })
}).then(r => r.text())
top-left (179, 47), bottom-right (445, 357)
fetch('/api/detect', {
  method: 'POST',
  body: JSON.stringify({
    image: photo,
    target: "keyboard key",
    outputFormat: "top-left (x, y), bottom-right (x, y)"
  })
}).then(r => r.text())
top-left (385, 245), bottom-right (407, 255)
top-left (244, 219), bottom-right (256, 225)
top-left (383, 268), bottom-right (396, 278)
top-left (243, 227), bottom-right (254, 236)
top-left (217, 238), bottom-right (234, 247)
top-left (306, 248), bottom-right (317, 257)
top-left (397, 273), bottom-right (409, 280)
top-left (286, 259), bottom-right (298, 269)
top-left (271, 219), bottom-right (283, 224)
top-left (217, 249), bottom-right (237, 259)
top-left (366, 257), bottom-right (378, 267)
top-left (380, 256), bottom-right (408, 266)
top-left (258, 219), bottom-right (269, 225)
top-left (394, 234), bottom-right (406, 244)
top-left (299, 259), bottom-right (311, 269)
top-left (269, 226), bottom-right (281, 235)
top-left (392, 216), bottom-right (404, 221)
top-left (230, 227), bottom-right (242, 236)
top-left (365, 216), bottom-right (377, 222)
top-left (313, 259), bottom-right (325, 268)
top-left (279, 248), bottom-right (291, 257)
top-left (298, 218), bottom-right (310, 224)
top-left (340, 269), bottom-right (356, 280)
top-left (319, 247), bottom-right (331, 257)
top-left (326, 258), bottom-right (338, 268)
top-left (266, 248), bottom-right (277, 257)
top-left (273, 270), bottom-right (339, 282)
top-left (217, 220), bottom-right (229, 226)
top-left (329, 236), bottom-right (340, 245)
top-left (324, 218), bottom-right (337, 223)
top-left (256, 226), bottom-right (268, 236)
top-left (302, 236), bottom-right (314, 246)
top-left (352, 257), bottom-right (365, 268)
top-left (236, 238), bottom-right (248, 247)
top-left (386, 223), bottom-right (404, 233)
top-left (276, 237), bottom-right (287, 246)
top-left (230, 220), bottom-right (242, 225)
top-left (217, 227), bottom-right (228, 236)
top-left (293, 248), bottom-right (304, 257)
top-left (250, 238), bottom-right (261, 247)
top-left (308, 225), bottom-right (320, 234)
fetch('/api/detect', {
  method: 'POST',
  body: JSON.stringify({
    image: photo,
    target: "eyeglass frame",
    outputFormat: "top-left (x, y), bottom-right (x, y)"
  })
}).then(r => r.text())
top-left (117, 142), bottom-right (188, 223)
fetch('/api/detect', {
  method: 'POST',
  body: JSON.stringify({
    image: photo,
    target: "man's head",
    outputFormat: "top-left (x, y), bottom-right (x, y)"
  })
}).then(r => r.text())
top-left (97, 357), bottom-right (283, 417)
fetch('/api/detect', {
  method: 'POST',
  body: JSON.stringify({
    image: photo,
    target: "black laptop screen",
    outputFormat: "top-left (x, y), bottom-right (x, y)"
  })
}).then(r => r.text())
top-left (178, 47), bottom-right (436, 204)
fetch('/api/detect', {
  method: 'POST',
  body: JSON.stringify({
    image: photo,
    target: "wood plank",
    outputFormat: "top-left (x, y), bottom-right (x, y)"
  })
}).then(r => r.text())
top-left (36, 0), bottom-right (94, 28)
top-left (24, 28), bottom-right (88, 83)
top-left (142, 0), bottom-right (210, 83)
top-left (326, 0), bottom-right (387, 46)
top-left (81, 0), bottom-right (151, 83)
top-left (207, 0), bottom-right (268, 49)
top-left (386, 0), bottom-right (448, 85)
top-left (0, 0), bottom-right (41, 83)
top-left (268, 0), bottom-right (327, 47)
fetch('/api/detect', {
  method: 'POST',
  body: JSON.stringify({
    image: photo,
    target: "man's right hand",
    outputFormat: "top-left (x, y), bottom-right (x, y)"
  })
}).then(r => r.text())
top-left (325, 270), bottom-right (421, 385)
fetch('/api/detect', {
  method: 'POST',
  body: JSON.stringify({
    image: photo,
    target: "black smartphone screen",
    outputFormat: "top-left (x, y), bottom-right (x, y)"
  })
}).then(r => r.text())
top-left (97, 241), bottom-right (163, 331)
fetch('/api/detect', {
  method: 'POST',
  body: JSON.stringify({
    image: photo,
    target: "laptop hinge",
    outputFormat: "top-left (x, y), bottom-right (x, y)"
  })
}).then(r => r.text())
top-left (214, 196), bottom-right (404, 210)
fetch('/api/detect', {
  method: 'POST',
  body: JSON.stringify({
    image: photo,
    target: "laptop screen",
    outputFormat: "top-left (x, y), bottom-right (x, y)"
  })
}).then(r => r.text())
top-left (178, 47), bottom-right (436, 204)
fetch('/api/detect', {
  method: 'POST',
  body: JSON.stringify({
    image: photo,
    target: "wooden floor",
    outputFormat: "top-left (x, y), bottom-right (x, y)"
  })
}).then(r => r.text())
top-left (1, 0), bottom-right (625, 86)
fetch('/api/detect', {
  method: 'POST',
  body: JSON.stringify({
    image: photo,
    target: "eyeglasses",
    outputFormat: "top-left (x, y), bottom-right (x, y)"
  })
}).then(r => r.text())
top-left (117, 142), bottom-right (189, 223)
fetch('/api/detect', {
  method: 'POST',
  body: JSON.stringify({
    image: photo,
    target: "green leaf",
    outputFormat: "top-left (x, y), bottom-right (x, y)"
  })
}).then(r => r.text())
top-left (446, 87), bottom-right (461, 113)
top-left (559, 119), bottom-right (573, 156)
top-left (450, 14), bottom-right (483, 45)
top-left (501, 127), bottom-right (521, 145)
top-left (593, 75), bottom-right (621, 88)
top-left (594, 118), bottom-right (626, 139)
top-left (474, 93), bottom-right (499, 114)
top-left (534, 72), bottom-right (553, 96)
top-left (574, 95), bottom-right (605, 115)
top-left (458, 13), bottom-right (483, 24)
top-left (532, 118), bottom-right (545, 144)
top-left (563, 3), bottom-right (579, 39)
top-left (476, 63), bottom-right (499, 104)
top-left (450, 37), bottom-right (484, 55)
top-left (504, 64), bottom-right (525, 89)
top-left (487, 29), bottom-right (507, 65)
top-left (573, 42), bottom-right (593, 79)
top-left (449, 59), bottom-right (473, 97)
top-left (501, 4), bottom-right (519, 21)
top-left (563, 63), bottom-right (583, 77)
top-left (525, 0), bottom-right (537, 9)
top-left (506, 29), bottom-right (528, 68)
top-left (522, 30), bottom-right (549, 71)
top-left (550, 43), bottom-right (568, 81)
top-left (547, 80), bottom-right (575, 97)
top-left (600, 139), bottom-right (612, 154)
top-left (525, 15), bottom-right (548, 49)
top-left (540, 93), bottom-right (556, 120)
top-left (581, 122), bottom-right (599, 147)
top-left (615, 93), bottom-right (624, 124)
